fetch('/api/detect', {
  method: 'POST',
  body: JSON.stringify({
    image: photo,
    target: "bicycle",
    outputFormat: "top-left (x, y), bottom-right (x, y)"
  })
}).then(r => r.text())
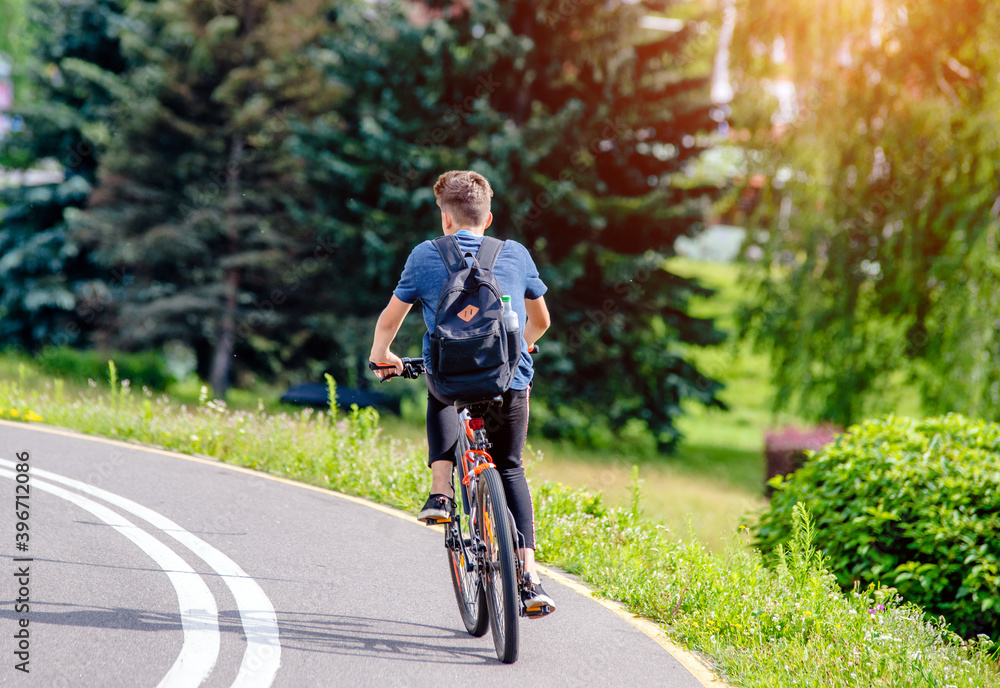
top-left (370, 357), bottom-right (550, 664)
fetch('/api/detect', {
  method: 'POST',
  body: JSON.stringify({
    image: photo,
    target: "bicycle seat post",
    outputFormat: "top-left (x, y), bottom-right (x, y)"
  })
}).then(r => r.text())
top-left (454, 395), bottom-right (503, 423)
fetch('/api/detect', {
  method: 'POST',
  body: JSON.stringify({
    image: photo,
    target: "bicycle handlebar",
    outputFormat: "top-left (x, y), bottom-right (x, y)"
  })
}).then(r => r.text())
top-left (369, 357), bottom-right (425, 382)
top-left (369, 345), bottom-right (538, 383)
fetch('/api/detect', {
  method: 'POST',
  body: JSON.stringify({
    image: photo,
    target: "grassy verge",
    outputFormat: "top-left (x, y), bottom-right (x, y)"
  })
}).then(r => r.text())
top-left (380, 411), bottom-right (766, 550)
top-left (2, 364), bottom-right (996, 687)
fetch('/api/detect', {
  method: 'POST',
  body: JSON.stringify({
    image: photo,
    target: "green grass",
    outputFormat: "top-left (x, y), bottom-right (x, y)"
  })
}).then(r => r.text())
top-left (3, 358), bottom-right (996, 687)
top-left (382, 409), bottom-right (766, 550)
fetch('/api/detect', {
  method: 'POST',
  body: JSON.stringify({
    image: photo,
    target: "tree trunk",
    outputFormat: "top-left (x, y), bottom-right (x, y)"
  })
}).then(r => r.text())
top-left (209, 134), bottom-right (244, 397)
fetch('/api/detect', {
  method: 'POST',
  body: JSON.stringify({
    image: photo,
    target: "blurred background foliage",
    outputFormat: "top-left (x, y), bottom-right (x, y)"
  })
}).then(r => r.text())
top-left (1, 0), bottom-right (730, 450)
top-left (0, 0), bottom-right (126, 349)
top-left (3, 0), bottom-right (1000, 448)
top-left (731, 0), bottom-right (1000, 427)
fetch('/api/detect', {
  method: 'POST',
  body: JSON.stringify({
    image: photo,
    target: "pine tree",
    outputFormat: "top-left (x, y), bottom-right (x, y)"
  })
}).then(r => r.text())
top-left (0, 0), bottom-right (33, 105)
top-left (495, 0), bottom-right (728, 449)
top-left (76, 0), bottom-right (342, 394)
top-left (0, 0), bottom-right (128, 350)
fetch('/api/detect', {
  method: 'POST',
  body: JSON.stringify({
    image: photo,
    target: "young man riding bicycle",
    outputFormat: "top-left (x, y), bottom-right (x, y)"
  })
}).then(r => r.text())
top-left (369, 170), bottom-right (555, 616)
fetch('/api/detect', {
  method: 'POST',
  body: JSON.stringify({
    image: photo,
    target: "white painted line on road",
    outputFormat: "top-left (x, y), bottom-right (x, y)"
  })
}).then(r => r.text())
top-left (0, 468), bottom-right (220, 688)
top-left (0, 457), bottom-right (281, 688)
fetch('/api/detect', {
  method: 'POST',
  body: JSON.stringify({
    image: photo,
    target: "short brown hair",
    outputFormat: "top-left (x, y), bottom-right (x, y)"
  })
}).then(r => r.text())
top-left (433, 170), bottom-right (494, 227)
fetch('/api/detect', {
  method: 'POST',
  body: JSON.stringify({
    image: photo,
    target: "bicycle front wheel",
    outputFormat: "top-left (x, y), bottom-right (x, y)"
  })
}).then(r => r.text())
top-left (479, 466), bottom-right (519, 664)
top-left (447, 505), bottom-right (488, 636)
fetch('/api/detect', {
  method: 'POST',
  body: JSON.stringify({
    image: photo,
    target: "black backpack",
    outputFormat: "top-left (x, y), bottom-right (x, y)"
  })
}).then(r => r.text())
top-left (426, 235), bottom-right (517, 403)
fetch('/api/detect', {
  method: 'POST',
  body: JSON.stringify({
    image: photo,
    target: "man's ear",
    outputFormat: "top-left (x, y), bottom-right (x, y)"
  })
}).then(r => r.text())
top-left (482, 212), bottom-right (493, 231)
top-left (441, 211), bottom-right (453, 231)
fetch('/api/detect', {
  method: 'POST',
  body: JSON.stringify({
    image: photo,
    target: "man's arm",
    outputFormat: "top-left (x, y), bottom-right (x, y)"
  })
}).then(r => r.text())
top-left (524, 295), bottom-right (550, 349)
top-left (369, 295), bottom-right (413, 378)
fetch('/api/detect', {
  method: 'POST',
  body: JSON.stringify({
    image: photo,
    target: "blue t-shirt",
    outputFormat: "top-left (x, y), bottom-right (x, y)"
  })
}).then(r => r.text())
top-left (393, 230), bottom-right (547, 390)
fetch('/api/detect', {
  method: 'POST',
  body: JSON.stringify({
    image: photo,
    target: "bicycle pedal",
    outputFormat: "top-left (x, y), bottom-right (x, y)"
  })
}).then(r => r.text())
top-left (424, 517), bottom-right (451, 526)
top-left (524, 604), bottom-right (554, 619)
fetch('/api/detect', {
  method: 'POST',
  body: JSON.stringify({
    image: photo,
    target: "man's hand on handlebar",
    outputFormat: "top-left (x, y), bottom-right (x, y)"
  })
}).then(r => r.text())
top-left (369, 357), bottom-right (425, 382)
top-left (369, 351), bottom-right (403, 380)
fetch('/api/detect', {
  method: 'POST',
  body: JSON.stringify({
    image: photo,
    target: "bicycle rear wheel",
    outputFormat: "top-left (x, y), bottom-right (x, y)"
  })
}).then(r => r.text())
top-left (479, 466), bottom-right (519, 664)
top-left (447, 505), bottom-right (488, 636)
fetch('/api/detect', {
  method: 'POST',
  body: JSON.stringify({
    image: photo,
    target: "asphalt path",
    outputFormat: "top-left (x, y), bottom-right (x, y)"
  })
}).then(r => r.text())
top-left (0, 421), bottom-right (708, 687)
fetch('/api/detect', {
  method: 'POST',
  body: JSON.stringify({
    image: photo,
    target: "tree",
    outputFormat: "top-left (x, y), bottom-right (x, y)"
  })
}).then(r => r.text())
top-left (74, 0), bottom-right (344, 394)
top-left (732, 0), bottom-right (1000, 425)
top-left (494, 1), bottom-right (729, 449)
top-left (0, 0), bottom-right (128, 350)
top-left (299, 0), bottom-right (727, 448)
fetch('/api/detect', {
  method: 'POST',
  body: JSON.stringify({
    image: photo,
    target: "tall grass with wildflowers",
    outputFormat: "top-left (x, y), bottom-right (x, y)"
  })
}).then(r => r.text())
top-left (536, 489), bottom-right (998, 687)
top-left (1, 359), bottom-right (997, 687)
top-left (2, 361), bottom-right (430, 512)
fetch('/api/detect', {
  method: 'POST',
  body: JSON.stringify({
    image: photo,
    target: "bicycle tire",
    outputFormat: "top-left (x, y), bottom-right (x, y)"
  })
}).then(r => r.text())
top-left (447, 507), bottom-right (488, 636)
top-left (479, 466), bottom-right (520, 664)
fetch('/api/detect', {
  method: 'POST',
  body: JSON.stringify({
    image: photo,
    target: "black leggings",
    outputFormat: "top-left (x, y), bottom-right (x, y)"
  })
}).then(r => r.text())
top-left (426, 386), bottom-right (535, 550)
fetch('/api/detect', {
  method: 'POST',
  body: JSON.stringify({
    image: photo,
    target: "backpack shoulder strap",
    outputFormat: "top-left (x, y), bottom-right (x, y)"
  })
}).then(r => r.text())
top-left (432, 236), bottom-right (467, 274)
top-left (475, 237), bottom-right (504, 271)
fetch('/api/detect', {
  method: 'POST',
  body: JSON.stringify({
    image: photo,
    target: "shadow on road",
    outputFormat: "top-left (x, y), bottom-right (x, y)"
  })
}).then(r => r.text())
top-left (274, 611), bottom-right (499, 665)
top-left (0, 602), bottom-right (190, 632)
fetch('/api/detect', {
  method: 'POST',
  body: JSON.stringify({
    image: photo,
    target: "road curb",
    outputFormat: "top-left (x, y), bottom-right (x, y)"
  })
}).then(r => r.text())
top-left (3, 419), bottom-right (737, 687)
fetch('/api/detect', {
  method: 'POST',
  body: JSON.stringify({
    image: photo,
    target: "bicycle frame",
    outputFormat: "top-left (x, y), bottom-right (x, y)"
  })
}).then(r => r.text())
top-left (456, 407), bottom-right (528, 613)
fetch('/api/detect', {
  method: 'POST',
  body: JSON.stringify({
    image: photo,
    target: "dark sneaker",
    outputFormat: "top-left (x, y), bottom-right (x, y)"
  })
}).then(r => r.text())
top-left (417, 493), bottom-right (454, 524)
top-left (521, 578), bottom-right (555, 617)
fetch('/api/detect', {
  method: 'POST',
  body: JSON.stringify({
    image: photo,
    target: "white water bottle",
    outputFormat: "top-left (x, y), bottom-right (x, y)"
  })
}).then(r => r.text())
top-left (501, 295), bottom-right (519, 334)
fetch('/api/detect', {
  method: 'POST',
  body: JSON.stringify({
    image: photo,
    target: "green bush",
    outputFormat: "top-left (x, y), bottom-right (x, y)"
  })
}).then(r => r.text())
top-left (755, 414), bottom-right (1000, 639)
top-left (36, 347), bottom-right (174, 390)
